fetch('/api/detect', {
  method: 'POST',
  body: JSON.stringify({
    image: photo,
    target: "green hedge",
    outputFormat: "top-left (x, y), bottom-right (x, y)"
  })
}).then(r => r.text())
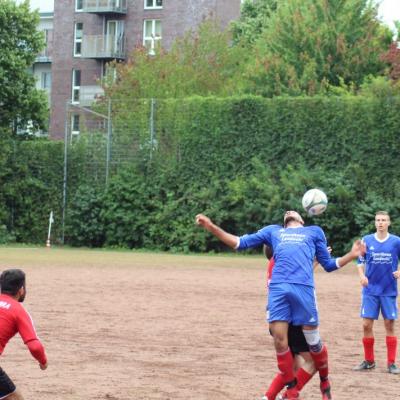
top-left (1, 95), bottom-right (399, 252)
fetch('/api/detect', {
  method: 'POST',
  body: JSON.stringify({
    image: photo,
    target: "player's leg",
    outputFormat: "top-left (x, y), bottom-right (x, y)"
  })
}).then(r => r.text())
top-left (295, 352), bottom-right (316, 391)
top-left (354, 294), bottom-right (378, 371)
top-left (288, 325), bottom-right (316, 392)
top-left (279, 352), bottom-right (316, 400)
top-left (269, 321), bottom-right (299, 399)
top-left (381, 296), bottom-right (400, 373)
top-left (264, 327), bottom-right (287, 400)
top-left (0, 368), bottom-right (23, 400)
top-left (302, 325), bottom-right (332, 400)
top-left (265, 324), bottom-right (313, 400)
top-left (288, 285), bottom-right (331, 400)
top-left (289, 284), bottom-right (328, 398)
top-left (268, 284), bottom-right (299, 399)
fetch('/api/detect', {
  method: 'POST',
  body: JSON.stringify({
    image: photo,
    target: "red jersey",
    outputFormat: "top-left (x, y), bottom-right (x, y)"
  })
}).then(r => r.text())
top-left (267, 257), bottom-right (275, 287)
top-left (0, 294), bottom-right (47, 365)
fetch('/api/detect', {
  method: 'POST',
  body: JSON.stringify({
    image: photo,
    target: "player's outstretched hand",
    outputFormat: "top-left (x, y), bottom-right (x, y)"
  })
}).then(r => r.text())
top-left (195, 214), bottom-right (212, 229)
top-left (393, 270), bottom-right (400, 280)
top-left (40, 362), bottom-right (48, 370)
top-left (351, 239), bottom-right (366, 258)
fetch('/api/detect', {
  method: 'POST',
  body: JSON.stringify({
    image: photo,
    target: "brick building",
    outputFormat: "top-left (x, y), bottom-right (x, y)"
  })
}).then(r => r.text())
top-left (47, 0), bottom-right (241, 138)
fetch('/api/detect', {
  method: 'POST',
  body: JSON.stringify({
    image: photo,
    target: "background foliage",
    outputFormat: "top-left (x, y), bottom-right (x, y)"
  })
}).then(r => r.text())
top-left (1, 96), bottom-right (399, 255)
top-left (0, 0), bottom-right (47, 133)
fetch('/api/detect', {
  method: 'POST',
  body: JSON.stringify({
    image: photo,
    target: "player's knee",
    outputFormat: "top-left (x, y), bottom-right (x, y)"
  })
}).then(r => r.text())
top-left (362, 319), bottom-right (374, 333)
top-left (384, 321), bottom-right (395, 335)
top-left (273, 334), bottom-right (288, 351)
top-left (302, 328), bottom-right (323, 353)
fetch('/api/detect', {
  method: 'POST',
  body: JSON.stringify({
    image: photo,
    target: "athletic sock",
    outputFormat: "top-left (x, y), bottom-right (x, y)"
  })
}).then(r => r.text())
top-left (265, 373), bottom-right (285, 400)
top-left (363, 337), bottom-right (375, 363)
top-left (310, 344), bottom-right (329, 380)
top-left (386, 336), bottom-right (397, 365)
top-left (295, 367), bottom-right (313, 391)
top-left (276, 348), bottom-right (297, 395)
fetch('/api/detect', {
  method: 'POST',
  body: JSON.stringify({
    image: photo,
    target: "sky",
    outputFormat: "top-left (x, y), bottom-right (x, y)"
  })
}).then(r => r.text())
top-left (378, 0), bottom-right (400, 33)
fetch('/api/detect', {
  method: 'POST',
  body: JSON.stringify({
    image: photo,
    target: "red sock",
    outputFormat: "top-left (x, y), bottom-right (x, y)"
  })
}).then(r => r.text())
top-left (310, 344), bottom-right (329, 380)
top-left (265, 373), bottom-right (285, 400)
top-left (295, 367), bottom-right (313, 390)
top-left (363, 337), bottom-right (375, 363)
top-left (276, 348), bottom-right (296, 385)
top-left (386, 336), bottom-right (397, 365)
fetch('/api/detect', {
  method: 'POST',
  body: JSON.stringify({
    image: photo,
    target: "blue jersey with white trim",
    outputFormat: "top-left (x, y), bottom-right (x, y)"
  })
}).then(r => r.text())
top-left (238, 225), bottom-right (338, 287)
top-left (357, 233), bottom-right (400, 296)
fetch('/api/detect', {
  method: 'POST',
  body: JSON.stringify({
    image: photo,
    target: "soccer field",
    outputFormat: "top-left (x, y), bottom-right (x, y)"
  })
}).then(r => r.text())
top-left (0, 247), bottom-right (397, 399)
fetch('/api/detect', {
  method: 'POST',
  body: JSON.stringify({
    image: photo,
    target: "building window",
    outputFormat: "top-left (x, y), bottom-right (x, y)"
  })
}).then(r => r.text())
top-left (71, 114), bottom-right (80, 135)
top-left (71, 69), bottom-right (81, 103)
top-left (143, 19), bottom-right (162, 55)
top-left (75, 0), bottom-right (83, 11)
top-left (41, 72), bottom-right (52, 90)
top-left (144, 0), bottom-right (162, 9)
top-left (74, 22), bottom-right (83, 56)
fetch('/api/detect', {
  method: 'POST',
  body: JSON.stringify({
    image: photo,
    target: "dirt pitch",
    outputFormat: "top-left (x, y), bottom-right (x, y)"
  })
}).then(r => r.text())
top-left (0, 247), bottom-right (398, 399)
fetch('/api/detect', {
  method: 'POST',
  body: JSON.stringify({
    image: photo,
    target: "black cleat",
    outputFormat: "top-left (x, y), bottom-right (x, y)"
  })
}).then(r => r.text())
top-left (387, 363), bottom-right (400, 374)
top-left (353, 360), bottom-right (376, 371)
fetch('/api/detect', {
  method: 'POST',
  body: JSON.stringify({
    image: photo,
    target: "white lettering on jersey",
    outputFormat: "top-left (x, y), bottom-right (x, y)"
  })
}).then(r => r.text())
top-left (371, 252), bottom-right (392, 264)
top-left (279, 233), bottom-right (306, 243)
top-left (0, 301), bottom-right (11, 310)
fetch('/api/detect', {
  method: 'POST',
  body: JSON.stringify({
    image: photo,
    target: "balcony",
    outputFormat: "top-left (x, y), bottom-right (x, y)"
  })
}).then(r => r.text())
top-left (82, 34), bottom-right (126, 59)
top-left (82, 0), bottom-right (127, 14)
top-left (35, 32), bottom-right (53, 63)
top-left (80, 85), bottom-right (105, 107)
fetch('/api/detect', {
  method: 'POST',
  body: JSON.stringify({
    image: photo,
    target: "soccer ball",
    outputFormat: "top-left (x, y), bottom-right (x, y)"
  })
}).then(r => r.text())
top-left (302, 188), bottom-right (328, 216)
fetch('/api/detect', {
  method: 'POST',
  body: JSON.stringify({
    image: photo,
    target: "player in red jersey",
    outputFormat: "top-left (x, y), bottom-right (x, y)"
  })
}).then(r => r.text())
top-left (0, 269), bottom-right (47, 400)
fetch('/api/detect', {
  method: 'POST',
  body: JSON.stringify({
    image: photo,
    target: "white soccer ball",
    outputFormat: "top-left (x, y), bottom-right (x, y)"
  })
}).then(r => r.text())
top-left (302, 188), bottom-right (328, 216)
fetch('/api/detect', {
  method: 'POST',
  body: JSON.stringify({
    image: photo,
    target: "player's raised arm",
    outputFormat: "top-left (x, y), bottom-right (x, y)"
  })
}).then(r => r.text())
top-left (337, 240), bottom-right (366, 268)
top-left (195, 214), bottom-right (239, 249)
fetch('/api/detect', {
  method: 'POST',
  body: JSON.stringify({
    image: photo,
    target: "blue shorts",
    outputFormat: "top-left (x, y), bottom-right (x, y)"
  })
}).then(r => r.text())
top-left (360, 294), bottom-right (398, 320)
top-left (267, 283), bottom-right (319, 326)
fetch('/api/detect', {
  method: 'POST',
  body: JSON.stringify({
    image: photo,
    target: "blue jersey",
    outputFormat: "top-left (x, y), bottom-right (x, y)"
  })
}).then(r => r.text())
top-left (238, 225), bottom-right (338, 287)
top-left (357, 233), bottom-right (400, 297)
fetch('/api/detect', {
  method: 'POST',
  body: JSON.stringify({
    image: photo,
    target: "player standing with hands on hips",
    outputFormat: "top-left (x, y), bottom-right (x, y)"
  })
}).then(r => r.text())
top-left (353, 211), bottom-right (400, 374)
top-left (196, 210), bottom-right (364, 400)
top-left (0, 269), bottom-right (48, 400)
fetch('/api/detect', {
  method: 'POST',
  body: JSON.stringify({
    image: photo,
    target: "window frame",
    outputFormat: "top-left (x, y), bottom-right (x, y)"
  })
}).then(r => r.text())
top-left (144, 0), bottom-right (163, 10)
top-left (75, 0), bottom-right (83, 12)
top-left (74, 22), bottom-right (83, 57)
top-left (71, 114), bottom-right (80, 135)
top-left (41, 71), bottom-right (52, 90)
top-left (71, 69), bottom-right (81, 104)
top-left (143, 19), bottom-right (162, 55)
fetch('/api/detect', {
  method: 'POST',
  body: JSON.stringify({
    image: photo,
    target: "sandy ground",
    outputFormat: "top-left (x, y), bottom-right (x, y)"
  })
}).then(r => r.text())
top-left (0, 247), bottom-right (397, 400)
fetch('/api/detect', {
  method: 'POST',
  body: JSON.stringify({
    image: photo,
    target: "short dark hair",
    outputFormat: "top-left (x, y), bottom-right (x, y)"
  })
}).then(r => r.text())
top-left (0, 269), bottom-right (25, 295)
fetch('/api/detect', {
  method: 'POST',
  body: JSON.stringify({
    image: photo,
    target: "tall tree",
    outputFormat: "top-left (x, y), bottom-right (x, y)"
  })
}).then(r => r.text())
top-left (106, 19), bottom-right (247, 100)
top-left (231, 0), bottom-right (277, 45)
top-left (246, 0), bottom-right (393, 96)
top-left (0, 0), bottom-right (47, 134)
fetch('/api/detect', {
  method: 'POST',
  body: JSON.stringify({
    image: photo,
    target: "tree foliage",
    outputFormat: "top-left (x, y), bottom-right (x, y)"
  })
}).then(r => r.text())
top-left (0, 0), bottom-right (47, 133)
top-left (231, 0), bottom-right (277, 45)
top-left (245, 0), bottom-right (393, 96)
top-left (106, 20), bottom-right (248, 100)
top-left (381, 42), bottom-right (400, 82)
